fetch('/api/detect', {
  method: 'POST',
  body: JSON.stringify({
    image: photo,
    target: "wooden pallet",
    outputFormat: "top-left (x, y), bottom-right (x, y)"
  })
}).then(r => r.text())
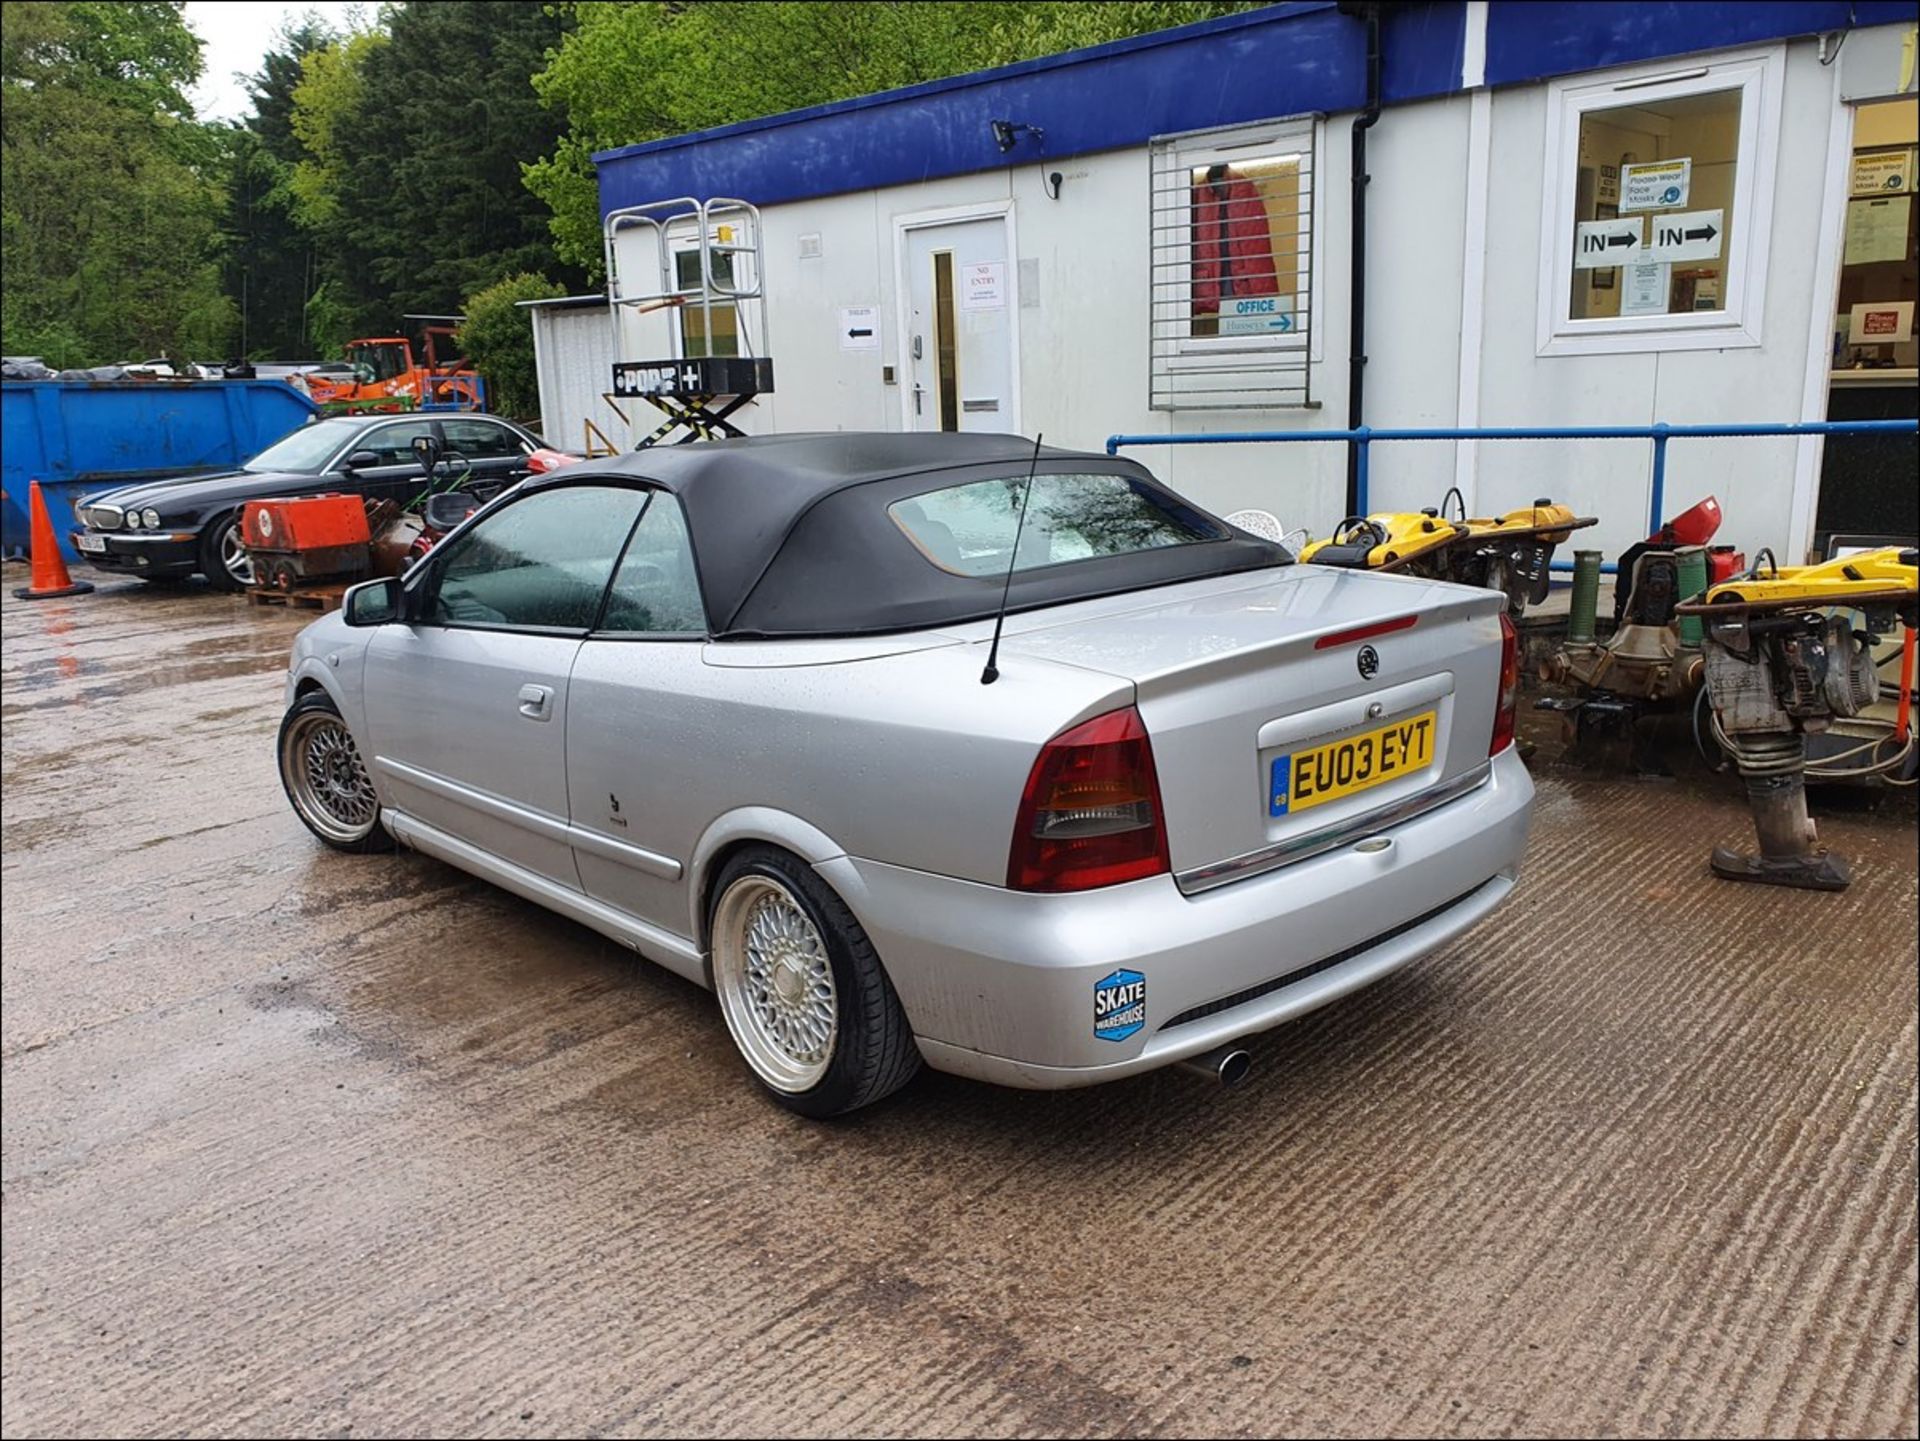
top-left (246, 582), bottom-right (349, 613)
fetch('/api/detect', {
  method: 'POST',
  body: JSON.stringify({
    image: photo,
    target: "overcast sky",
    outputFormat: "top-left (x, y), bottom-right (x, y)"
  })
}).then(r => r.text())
top-left (184, 1), bottom-right (366, 123)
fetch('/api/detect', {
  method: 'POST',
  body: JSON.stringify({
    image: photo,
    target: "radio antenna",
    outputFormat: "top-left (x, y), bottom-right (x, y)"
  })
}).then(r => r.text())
top-left (981, 432), bottom-right (1043, 686)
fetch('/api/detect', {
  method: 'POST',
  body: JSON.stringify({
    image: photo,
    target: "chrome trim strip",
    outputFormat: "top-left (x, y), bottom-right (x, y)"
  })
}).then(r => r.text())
top-left (567, 822), bottom-right (686, 880)
top-left (1174, 760), bottom-right (1494, 896)
top-left (375, 755), bottom-right (683, 881)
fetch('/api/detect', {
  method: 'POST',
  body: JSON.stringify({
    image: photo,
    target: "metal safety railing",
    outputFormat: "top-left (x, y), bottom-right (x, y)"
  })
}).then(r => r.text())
top-left (1106, 419), bottom-right (1919, 566)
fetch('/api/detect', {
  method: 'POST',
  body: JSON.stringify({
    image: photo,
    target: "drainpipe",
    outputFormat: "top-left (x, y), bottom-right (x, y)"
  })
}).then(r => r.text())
top-left (1340, 1), bottom-right (1382, 517)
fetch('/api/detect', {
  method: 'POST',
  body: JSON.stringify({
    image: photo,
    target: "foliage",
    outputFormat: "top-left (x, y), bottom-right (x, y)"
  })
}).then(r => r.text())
top-left (526, 1), bottom-right (1264, 275)
top-left (223, 13), bottom-right (336, 358)
top-left (1, 1), bottom-right (235, 366)
top-left (288, 25), bottom-right (383, 231)
top-left (288, 1), bottom-right (585, 340)
top-left (456, 272), bottom-right (563, 422)
top-left (1, 0), bottom-right (1266, 374)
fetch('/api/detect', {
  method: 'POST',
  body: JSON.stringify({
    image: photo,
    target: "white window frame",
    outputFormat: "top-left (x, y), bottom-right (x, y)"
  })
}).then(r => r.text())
top-left (663, 219), bottom-right (748, 361)
top-left (1149, 115), bottom-right (1323, 409)
top-left (1536, 46), bottom-right (1784, 358)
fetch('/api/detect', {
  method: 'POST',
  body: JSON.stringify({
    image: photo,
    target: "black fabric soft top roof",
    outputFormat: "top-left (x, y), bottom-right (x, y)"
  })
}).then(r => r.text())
top-left (536, 432), bottom-right (1289, 637)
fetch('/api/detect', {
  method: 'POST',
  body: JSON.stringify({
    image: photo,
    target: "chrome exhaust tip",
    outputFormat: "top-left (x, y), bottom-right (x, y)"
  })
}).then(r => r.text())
top-left (1176, 1044), bottom-right (1253, 1087)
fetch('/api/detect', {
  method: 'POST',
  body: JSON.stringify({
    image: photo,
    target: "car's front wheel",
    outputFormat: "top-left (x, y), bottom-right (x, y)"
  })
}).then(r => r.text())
top-left (709, 846), bottom-right (921, 1117)
top-left (201, 512), bottom-right (254, 591)
top-left (277, 691), bottom-right (393, 853)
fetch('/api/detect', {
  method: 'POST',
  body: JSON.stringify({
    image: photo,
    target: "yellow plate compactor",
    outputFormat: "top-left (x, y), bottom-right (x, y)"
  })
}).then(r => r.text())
top-left (1677, 547), bottom-right (1919, 891)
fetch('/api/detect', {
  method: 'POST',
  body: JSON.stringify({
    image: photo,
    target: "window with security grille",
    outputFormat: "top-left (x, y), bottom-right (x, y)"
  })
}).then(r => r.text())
top-left (1150, 116), bottom-right (1317, 410)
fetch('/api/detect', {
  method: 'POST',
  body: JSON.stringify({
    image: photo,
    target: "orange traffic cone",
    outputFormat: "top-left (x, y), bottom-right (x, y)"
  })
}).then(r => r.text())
top-left (12, 481), bottom-right (95, 600)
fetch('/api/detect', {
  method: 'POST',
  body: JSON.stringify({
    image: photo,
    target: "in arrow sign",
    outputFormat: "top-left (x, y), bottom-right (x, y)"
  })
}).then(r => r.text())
top-left (1606, 232), bottom-right (1638, 248)
top-left (1684, 225), bottom-right (1717, 242)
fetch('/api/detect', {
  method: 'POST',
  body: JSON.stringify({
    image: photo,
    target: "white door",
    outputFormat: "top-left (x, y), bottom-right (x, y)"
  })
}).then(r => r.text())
top-left (900, 217), bottom-right (1017, 433)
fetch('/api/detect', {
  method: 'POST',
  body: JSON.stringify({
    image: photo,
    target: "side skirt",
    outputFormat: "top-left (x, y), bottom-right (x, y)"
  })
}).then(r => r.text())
top-left (383, 809), bottom-right (708, 988)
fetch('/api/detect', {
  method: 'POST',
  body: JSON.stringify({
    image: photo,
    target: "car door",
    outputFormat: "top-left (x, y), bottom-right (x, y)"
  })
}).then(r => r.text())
top-left (565, 492), bottom-right (712, 936)
top-left (360, 481), bottom-right (651, 888)
top-left (439, 417), bottom-right (535, 500)
top-left (339, 417), bottom-right (439, 510)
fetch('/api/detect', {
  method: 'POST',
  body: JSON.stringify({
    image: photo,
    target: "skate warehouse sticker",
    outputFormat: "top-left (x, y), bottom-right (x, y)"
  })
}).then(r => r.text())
top-left (1094, 968), bottom-right (1147, 1042)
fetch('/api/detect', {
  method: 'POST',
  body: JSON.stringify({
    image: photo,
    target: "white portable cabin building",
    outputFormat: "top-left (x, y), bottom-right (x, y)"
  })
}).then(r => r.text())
top-left (552, 0), bottom-right (1919, 562)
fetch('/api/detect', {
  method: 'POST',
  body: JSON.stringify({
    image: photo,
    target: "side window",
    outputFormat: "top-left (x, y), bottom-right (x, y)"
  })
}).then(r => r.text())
top-left (599, 494), bottom-right (706, 634)
top-left (442, 419), bottom-right (524, 459)
top-left (360, 420), bottom-right (436, 466)
top-left (428, 485), bottom-right (647, 630)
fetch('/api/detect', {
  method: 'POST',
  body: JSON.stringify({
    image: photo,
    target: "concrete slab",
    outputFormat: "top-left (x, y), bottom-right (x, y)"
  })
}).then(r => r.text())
top-left (3, 570), bottom-right (1915, 1438)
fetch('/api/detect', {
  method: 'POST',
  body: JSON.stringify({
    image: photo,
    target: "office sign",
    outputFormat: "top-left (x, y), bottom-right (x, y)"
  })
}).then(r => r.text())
top-left (1217, 295), bottom-right (1295, 335)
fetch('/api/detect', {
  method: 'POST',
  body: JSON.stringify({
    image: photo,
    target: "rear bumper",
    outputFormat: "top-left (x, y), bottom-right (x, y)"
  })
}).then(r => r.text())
top-left (818, 745), bottom-right (1534, 1089)
top-left (70, 530), bottom-right (199, 576)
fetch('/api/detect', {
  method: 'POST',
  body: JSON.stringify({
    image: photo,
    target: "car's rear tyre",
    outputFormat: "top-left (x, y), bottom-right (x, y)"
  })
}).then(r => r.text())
top-left (201, 512), bottom-right (253, 592)
top-left (278, 691), bottom-right (393, 854)
top-left (709, 846), bottom-right (921, 1117)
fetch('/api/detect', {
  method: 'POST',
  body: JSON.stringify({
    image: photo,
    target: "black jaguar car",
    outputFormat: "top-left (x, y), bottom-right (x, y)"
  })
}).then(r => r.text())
top-left (70, 412), bottom-right (544, 590)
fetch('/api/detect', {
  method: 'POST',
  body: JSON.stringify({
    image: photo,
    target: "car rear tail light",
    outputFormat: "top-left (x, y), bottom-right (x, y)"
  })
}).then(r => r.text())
top-left (1489, 612), bottom-right (1520, 756)
top-left (1008, 705), bottom-right (1170, 892)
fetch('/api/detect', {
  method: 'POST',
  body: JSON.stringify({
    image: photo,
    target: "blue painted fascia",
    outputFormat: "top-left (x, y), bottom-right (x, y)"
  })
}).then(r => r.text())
top-left (593, 0), bottom-right (1905, 217)
top-left (593, 3), bottom-right (1348, 167)
top-left (1485, 1), bottom-right (1919, 87)
top-left (594, 2), bottom-right (1466, 217)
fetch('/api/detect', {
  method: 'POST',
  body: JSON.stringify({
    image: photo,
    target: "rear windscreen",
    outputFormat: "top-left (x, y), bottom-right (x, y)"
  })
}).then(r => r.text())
top-left (889, 472), bottom-right (1227, 578)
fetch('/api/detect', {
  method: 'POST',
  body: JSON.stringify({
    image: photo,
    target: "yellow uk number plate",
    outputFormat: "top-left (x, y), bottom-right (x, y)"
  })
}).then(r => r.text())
top-left (1270, 709), bottom-right (1436, 817)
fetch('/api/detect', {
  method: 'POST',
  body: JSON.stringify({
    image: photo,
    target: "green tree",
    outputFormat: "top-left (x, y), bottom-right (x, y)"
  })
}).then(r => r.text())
top-left (288, 25), bottom-right (383, 233)
top-left (526, 1), bottom-right (1263, 276)
top-left (223, 13), bottom-right (337, 357)
top-left (1, 0), bottom-right (235, 365)
top-left (289, 1), bottom-right (585, 339)
top-left (456, 272), bottom-right (563, 422)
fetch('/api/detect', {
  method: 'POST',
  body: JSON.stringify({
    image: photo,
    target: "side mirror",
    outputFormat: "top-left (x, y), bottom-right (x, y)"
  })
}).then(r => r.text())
top-left (422, 491), bottom-right (480, 532)
top-left (411, 432), bottom-right (445, 475)
top-left (343, 449), bottom-right (381, 470)
top-left (342, 575), bottom-right (402, 627)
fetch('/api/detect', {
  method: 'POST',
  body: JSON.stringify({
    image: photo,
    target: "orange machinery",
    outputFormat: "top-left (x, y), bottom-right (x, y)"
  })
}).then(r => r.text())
top-left (242, 495), bottom-right (372, 591)
top-left (305, 318), bottom-right (484, 412)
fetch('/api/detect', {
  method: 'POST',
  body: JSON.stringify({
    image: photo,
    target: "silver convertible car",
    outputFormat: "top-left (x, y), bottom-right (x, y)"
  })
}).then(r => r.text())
top-left (279, 433), bottom-right (1533, 1116)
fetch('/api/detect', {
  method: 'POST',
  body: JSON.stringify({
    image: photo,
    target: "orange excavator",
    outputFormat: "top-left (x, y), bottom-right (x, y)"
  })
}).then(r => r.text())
top-left (305, 316), bottom-right (486, 412)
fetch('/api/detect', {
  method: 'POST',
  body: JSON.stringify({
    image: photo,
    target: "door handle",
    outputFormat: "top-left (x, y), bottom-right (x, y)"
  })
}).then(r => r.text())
top-left (517, 683), bottom-right (554, 721)
top-left (911, 334), bottom-right (923, 360)
top-left (912, 384), bottom-right (925, 416)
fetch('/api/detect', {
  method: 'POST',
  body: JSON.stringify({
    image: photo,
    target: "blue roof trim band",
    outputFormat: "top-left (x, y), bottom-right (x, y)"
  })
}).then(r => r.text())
top-left (591, 3), bottom-right (1342, 165)
top-left (596, 2), bottom-right (1464, 217)
top-left (1485, 0), bottom-right (1918, 87)
top-left (594, 0), bottom-right (1900, 217)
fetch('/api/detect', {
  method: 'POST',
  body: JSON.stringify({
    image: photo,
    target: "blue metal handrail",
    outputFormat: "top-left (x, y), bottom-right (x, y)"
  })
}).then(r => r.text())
top-left (1105, 419), bottom-right (1918, 551)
